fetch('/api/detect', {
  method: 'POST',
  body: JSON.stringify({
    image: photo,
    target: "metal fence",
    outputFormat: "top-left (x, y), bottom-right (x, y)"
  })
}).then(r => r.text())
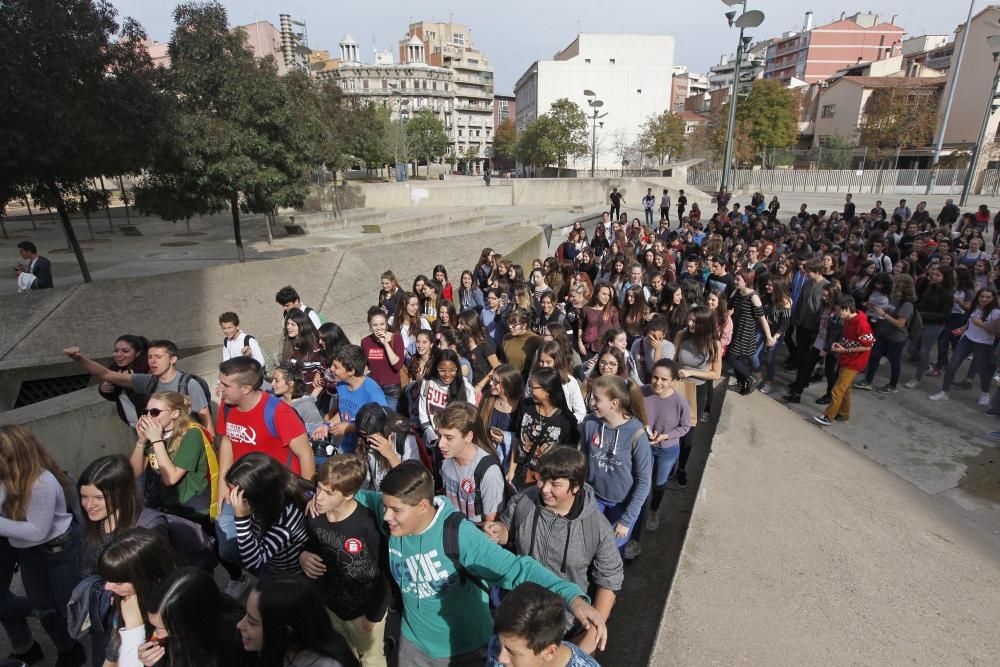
top-left (688, 168), bottom-right (971, 195)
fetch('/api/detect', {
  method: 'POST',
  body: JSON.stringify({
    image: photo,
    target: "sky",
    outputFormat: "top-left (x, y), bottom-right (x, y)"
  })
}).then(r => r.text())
top-left (114, 0), bottom-right (964, 92)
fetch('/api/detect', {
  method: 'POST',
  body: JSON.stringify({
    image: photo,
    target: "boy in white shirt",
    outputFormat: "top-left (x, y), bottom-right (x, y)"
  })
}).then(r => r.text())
top-left (219, 311), bottom-right (265, 367)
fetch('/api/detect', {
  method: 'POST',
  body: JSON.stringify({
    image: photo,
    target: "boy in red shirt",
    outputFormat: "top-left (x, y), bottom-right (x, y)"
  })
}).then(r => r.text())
top-left (814, 297), bottom-right (875, 426)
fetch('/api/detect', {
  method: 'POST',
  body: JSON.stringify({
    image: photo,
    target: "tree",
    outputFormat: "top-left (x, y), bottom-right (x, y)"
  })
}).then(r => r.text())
top-left (0, 0), bottom-right (164, 282)
top-left (547, 99), bottom-right (589, 177)
top-left (858, 86), bottom-right (940, 169)
top-left (493, 119), bottom-right (517, 171)
top-left (611, 128), bottom-right (632, 169)
top-left (818, 134), bottom-right (855, 170)
top-left (516, 116), bottom-right (559, 174)
top-left (407, 111), bottom-right (449, 177)
top-left (137, 1), bottom-right (320, 262)
top-left (713, 79), bottom-right (800, 168)
top-left (641, 111), bottom-right (687, 165)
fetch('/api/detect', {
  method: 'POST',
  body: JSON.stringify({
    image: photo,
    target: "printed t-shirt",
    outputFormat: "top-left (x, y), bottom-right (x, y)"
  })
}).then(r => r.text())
top-left (441, 448), bottom-right (504, 524)
top-left (217, 394), bottom-right (307, 474)
top-left (335, 378), bottom-right (387, 453)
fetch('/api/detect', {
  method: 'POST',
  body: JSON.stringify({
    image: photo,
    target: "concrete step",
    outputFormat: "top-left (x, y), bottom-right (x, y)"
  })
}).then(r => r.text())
top-left (282, 209), bottom-right (388, 234)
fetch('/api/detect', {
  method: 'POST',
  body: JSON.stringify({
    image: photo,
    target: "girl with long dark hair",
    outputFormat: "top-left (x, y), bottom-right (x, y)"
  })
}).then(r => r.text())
top-left (457, 309), bottom-right (501, 393)
top-left (224, 453), bottom-right (308, 576)
top-left (930, 287), bottom-right (1000, 403)
top-left (533, 340), bottom-right (586, 422)
top-left (313, 322), bottom-right (351, 419)
top-left (353, 403), bottom-right (419, 490)
top-left (135, 567), bottom-right (250, 667)
top-left (508, 367), bottom-right (578, 491)
top-left (673, 306), bottom-right (722, 487)
top-left (579, 281), bottom-right (621, 357)
top-left (281, 309), bottom-right (323, 385)
top-left (390, 291), bottom-right (431, 358)
top-left (478, 363), bottom-right (524, 472)
top-left (238, 575), bottom-right (360, 667)
top-left (416, 348), bottom-right (476, 447)
top-left (98, 334), bottom-right (150, 427)
top-left (457, 269), bottom-right (485, 312)
top-left (377, 270), bottom-right (403, 318)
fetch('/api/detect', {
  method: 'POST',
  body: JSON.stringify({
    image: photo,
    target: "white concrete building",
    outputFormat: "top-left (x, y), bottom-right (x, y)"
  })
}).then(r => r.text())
top-left (514, 33), bottom-right (676, 169)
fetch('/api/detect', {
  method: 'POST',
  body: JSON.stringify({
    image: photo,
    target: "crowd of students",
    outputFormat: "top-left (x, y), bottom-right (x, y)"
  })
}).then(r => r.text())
top-left (2, 191), bottom-right (997, 667)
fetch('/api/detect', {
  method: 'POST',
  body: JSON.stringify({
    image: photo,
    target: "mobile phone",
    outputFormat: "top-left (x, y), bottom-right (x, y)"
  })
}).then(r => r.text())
top-left (490, 426), bottom-right (503, 438)
top-left (952, 328), bottom-right (962, 336)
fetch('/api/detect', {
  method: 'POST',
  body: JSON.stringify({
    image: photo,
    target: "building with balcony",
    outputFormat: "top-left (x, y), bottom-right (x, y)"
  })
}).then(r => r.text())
top-left (514, 32), bottom-right (675, 170)
top-left (764, 11), bottom-right (905, 86)
top-left (141, 19), bottom-right (291, 73)
top-left (708, 40), bottom-right (770, 91)
top-left (671, 71), bottom-right (708, 112)
top-left (317, 34), bottom-right (455, 135)
top-left (401, 20), bottom-right (494, 172)
top-left (494, 94), bottom-right (516, 128)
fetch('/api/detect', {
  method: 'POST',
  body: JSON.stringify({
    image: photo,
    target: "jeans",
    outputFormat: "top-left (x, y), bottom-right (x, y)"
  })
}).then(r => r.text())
top-left (644, 208), bottom-right (654, 225)
top-left (942, 336), bottom-right (995, 393)
top-left (631, 445), bottom-right (679, 543)
top-left (912, 323), bottom-right (944, 381)
top-left (864, 335), bottom-right (906, 388)
top-left (215, 500), bottom-right (241, 568)
top-left (595, 497), bottom-right (638, 552)
top-left (824, 368), bottom-right (858, 420)
top-left (762, 342), bottom-right (782, 382)
top-left (0, 538), bottom-right (32, 651)
top-left (728, 354), bottom-right (757, 383)
top-left (822, 353), bottom-right (839, 395)
top-left (936, 313), bottom-right (967, 369)
top-left (678, 382), bottom-right (710, 473)
top-left (18, 523), bottom-right (82, 652)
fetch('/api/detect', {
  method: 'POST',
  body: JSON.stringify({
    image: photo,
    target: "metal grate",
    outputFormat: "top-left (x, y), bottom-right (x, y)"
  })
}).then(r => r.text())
top-left (14, 374), bottom-right (93, 408)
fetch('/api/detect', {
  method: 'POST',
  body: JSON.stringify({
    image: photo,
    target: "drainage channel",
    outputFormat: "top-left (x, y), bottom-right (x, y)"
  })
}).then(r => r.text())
top-left (599, 382), bottom-right (727, 666)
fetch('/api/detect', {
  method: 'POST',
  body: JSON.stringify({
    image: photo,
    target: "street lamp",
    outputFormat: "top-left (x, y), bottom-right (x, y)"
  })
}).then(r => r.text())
top-left (584, 90), bottom-right (609, 177)
top-left (719, 0), bottom-right (765, 196)
top-left (960, 33), bottom-right (1000, 206)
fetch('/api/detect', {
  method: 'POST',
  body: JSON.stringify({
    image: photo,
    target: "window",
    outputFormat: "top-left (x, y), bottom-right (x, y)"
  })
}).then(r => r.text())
top-left (585, 58), bottom-right (591, 63)
top-left (468, 58), bottom-right (478, 64)
top-left (609, 58), bottom-right (615, 64)
top-left (362, 80), bottom-right (369, 90)
top-left (636, 89), bottom-right (642, 94)
top-left (818, 136), bottom-right (831, 146)
top-left (459, 129), bottom-right (463, 137)
top-left (821, 104), bottom-right (836, 118)
top-left (453, 33), bottom-right (465, 46)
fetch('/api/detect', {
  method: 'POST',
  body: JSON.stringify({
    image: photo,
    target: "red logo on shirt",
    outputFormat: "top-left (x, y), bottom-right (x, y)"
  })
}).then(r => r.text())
top-left (592, 433), bottom-right (602, 449)
top-left (344, 538), bottom-right (363, 554)
top-left (460, 478), bottom-right (475, 495)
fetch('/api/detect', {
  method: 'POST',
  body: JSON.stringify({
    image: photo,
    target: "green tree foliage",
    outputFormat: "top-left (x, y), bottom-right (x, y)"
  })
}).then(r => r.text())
top-left (547, 99), bottom-right (590, 176)
top-left (407, 111), bottom-right (450, 177)
top-left (858, 86), bottom-right (941, 168)
top-left (493, 119), bottom-right (517, 170)
top-left (713, 79), bottom-right (801, 167)
top-left (516, 116), bottom-right (559, 173)
top-left (0, 0), bottom-right (164, 281)
top-left (641, 111), bottom-right (687, 164)
top-left (135, 1), bottom-right (320, 262)
top-left (818, 134), bottom-right (855, 170)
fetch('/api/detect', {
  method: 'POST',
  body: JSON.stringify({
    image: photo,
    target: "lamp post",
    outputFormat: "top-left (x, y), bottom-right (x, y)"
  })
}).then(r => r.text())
top-left (960, 33), bottom-right (1000, 205)
top-left (584, 90), bottom-right (608, 177)
top-left (719, 0), bottom-right (765, 196)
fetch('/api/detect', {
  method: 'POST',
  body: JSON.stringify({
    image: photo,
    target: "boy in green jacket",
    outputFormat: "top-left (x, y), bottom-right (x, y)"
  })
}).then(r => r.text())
top-left (353, 461), bottom-right (606, 666)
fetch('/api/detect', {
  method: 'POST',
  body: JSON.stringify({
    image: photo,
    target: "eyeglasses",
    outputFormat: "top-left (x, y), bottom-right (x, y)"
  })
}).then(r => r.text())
top-left (598, 361), bottom-right (618, 369)
top-left (139, 408), bottom-right (166, 417)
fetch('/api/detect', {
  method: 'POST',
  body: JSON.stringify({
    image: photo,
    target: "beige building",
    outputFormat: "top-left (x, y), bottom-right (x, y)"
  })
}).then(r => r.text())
top-left (402, 20), bottom-right (494, 173)
top-left (812, 76), bottom-right (946, 149)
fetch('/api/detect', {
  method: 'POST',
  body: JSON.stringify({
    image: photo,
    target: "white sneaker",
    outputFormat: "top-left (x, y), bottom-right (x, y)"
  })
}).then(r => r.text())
top-left (759, 383), bottom-right (773, 394)
top-left (980, 393), bottom-right (991, 406)
top-left (928, 391), bottom-right (950, 401)
top-left (645, 511), bottom-right (661, 532)
top-left (623, 540), bottom-right (642, 560)
top-left (903, 378), bottom-right (920, 390)
top-left (224, 573), bottom-right (252, 599)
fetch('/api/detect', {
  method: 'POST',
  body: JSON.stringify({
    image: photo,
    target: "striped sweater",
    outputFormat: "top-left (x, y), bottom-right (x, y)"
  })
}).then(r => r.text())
top-left (234, 503), bottom-right (307, 573)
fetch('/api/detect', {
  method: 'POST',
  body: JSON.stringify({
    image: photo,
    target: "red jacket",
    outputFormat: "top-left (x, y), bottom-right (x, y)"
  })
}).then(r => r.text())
top-left (838, 312), bottom-right (875, 371)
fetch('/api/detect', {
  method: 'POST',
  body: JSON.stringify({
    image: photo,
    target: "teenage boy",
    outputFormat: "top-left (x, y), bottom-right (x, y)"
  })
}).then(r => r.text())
top-left (868, 239), bottom-right (893, 273)
top-left (608, 187), bottom-right (624, 220)
top-left (813, 297), bottom-right (874, 426)
top-left (483, 448), bottom-right (622, 655)
top-left (659, 188), bottom-right (671, 224)
top-left (311, 344), bottom-right (386, 454)
top-left (15, 241), bottom-right (53, 289)
top-left (783, 259), bottom-right (829, 404)
top-left (642, 188), bottom-right (656, 225)
top-left (64, 339), bottom-right (212, 431)
top-left (219, 311), bottom-right (266, 366)
top-left (274, 285), bottom-right (323, 329)
top-left (436, 403), bottom-right (504, 525)
top-left (486, 583), bottom-right (601, 667)
top-left (353, 461), bottom-right (606, 666)
top-left (629, 317), bottom-right (675, 385)
top-left (216, 356), bottom-right (313, 594)
top-left (300, 455), bottom-right (390, 667)
top-left (704, 255), bottom-right (735, 300)
top-left (676, 189), bottom-right (687, 222)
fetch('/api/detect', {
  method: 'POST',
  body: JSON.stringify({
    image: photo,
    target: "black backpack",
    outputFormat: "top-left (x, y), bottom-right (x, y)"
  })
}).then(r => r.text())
top-left (470, 454), bottom-right (502, 519)
top-left (442, 512), bottom-right (489, 593)
top-left (176, 371), bottom-right (214, 419)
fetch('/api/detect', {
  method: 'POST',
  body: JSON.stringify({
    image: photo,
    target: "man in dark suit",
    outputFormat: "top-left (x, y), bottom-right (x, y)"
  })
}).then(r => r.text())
top-left (16, 241), bottom-right (53, 289)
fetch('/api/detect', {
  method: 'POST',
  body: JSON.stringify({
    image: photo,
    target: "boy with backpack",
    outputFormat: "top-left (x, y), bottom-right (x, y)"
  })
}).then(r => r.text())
top-left (64, 339), bottom-right (213, 431)
top-left (436, 402), bottom-right (505, 525)
top-left (219, 311), bottom-right (266, 367)
top-left (351, 461), bottom-right (607, 666)
top-left (275, 285), bottom-right (326, 329)
top-left (300, 455), bottom-right (390, 667)
top-left (483, 448), bottom-right (622, 655)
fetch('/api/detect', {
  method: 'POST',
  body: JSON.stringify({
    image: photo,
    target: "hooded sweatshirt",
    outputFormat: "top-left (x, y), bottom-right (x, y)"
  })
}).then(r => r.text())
top-left (500, 485), bottom-right (623, 626)
top-left (578, 415), bottom-right (652, 529)
top-left (354, 491), bottom-right (585, 660)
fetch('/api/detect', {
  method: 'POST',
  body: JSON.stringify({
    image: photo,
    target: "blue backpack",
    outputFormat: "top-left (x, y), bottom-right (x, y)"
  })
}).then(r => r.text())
top-left (222, 394), bottom-right (300, 467)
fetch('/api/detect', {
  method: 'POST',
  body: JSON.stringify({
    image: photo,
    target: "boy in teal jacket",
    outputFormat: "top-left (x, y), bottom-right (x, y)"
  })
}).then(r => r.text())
top-left (354, 461), bottom-right (606, 665)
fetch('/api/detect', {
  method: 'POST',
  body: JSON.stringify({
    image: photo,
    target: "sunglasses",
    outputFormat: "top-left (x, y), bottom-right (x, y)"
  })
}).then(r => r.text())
top-left (139, 408), bottom-right (167, 417)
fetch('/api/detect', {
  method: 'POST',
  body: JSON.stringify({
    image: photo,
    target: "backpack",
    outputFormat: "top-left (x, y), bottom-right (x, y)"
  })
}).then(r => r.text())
top-left (471, 454), bottom-right (503, 519)
top-left (907, 306), bottom-right (924, 341)
top-left (191, 425), bottom-right (220, 520)
top-left (176, 371), bottom-right (215, 419)
top-left (304, 306), bottom-right (329, 326)
top-left (224, 334), bottom-right (280, 380)
top-left (442, 512), bottom-right (489, 593)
